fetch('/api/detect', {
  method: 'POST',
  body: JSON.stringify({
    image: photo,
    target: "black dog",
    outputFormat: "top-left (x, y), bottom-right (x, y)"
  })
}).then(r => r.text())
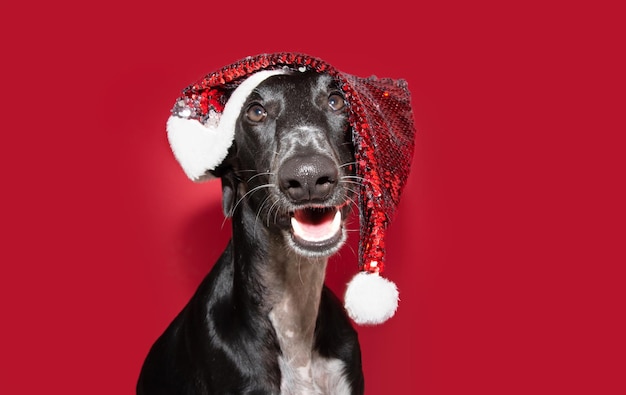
top-left (137, 71), bottom-right (364, 394)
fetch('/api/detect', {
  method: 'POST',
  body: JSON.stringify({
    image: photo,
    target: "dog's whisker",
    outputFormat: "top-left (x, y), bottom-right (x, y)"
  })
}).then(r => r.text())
top-left (345, 195), bottom-right (360, 209)
top-left (254, 195), bottom-right (274, 234)
top-left (340, 185), bottom-right (362, 202)
top-left (339, 161), bottom-right (357, 169)
top-left (246, 171), bottom-right (276, 184)
top-left (228, 184), bottom-right (275, 217)
top-left (340, 175), bottom-right (367, 184)
top-left (342, 185), bottom-right (360, 195)
top-left (345, 239), bottom-right (358, 257)
top-left (341, 174), bottom-right (366, 180)
top-left (266, 200), bottom-right (282, 228)
top-left (220, 215), bottom-right (230, 229)
top-left (340, 177), bottom-right (365, 184)
top-left (272, 203), bottom-right (285, 228)
top-left (340, 182), bottom-right (365, 192)
top-left (262, 199), bottom-right (274, 228)
top-left (340, 181), bottom-right (366, 191)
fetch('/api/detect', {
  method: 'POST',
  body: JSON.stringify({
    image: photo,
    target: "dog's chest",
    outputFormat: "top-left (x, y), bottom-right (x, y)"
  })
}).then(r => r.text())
top-left (276, 352), bottom-right (351, 395)
top-left (269, 304), bottom-right (351, 395)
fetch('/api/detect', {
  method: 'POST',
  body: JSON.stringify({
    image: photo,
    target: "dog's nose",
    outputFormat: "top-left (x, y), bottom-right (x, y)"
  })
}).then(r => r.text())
top-left (278, 155), bottom-right (339, 202)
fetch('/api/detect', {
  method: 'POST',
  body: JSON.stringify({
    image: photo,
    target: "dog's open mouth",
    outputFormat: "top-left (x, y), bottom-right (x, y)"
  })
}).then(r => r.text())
top-left (291, 207), bottom-right (341, 242)
top-left (288, 206), bottom-right (344, 254)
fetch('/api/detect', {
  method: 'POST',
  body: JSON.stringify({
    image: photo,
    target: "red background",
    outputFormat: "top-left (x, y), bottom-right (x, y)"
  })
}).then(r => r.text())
top-left (1, 0), bottom-right (624, 394)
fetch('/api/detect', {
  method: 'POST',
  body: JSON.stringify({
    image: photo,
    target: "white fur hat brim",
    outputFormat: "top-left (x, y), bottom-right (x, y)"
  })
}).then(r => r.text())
top-left (166, 69), bottom-right (288, 181)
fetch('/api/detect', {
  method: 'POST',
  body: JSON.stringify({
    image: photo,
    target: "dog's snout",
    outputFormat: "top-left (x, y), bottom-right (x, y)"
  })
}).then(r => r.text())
top-left (278, 155), bottom-right (338, 202)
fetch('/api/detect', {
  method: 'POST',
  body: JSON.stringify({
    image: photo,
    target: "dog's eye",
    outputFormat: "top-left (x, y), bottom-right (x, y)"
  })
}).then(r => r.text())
top-left (328, 93), bottom-right (345, 111)
top-left (246, 104), bottom-right (267, 122)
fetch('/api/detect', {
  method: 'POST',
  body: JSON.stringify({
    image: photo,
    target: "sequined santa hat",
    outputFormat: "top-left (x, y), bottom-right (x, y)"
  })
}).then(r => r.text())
top-left (166, 53), bottom-right (416, 325)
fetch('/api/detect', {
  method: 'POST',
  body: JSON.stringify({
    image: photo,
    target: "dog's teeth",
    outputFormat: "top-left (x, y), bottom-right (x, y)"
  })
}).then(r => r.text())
top-left (331, 210), bottom-right (341, 231)
top-left (291, 216), bottom-right (304, 236)
top-left (291, 210), bottom-right (341, 242)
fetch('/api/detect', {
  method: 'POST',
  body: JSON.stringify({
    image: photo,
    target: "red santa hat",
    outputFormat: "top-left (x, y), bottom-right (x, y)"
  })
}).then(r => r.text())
top-left (166, 53), bottom-right (416, 325)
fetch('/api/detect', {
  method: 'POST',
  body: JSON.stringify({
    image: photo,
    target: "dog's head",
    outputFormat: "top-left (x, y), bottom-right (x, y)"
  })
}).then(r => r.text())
top-left (166, 53), bottom-right (416, 324)
top-left (218, 71), bottom-right (355, 257)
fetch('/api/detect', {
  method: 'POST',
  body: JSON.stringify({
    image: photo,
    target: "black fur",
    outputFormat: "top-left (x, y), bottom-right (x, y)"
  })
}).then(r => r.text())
top-left (138, 72), bottom-right (364, 394)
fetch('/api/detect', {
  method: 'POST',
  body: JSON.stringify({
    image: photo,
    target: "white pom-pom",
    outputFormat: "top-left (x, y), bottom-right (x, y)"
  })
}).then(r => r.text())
top-left (344, 271), bottom-right (399, 325)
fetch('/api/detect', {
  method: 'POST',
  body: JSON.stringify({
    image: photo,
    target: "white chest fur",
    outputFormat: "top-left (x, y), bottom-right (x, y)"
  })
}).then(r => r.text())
top-left (276, 350), bottom-right (351, 395)
top-left (269, 306), bottom-right (351, 395)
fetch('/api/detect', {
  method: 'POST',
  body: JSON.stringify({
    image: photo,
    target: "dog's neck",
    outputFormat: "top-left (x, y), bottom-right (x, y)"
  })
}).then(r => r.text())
top-left (266, 240), bottom-right (327, 366)
top-left (231, 203), bottom-right (327, 359)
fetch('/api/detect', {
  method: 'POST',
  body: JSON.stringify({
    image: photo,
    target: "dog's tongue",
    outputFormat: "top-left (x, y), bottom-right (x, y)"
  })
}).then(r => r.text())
top-left (291, 208), bottom-right (341, 242)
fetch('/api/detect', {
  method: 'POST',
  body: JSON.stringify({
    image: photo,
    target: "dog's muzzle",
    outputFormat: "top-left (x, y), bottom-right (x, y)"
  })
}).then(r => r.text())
top-left (276, 154), bottom-right (349, 256)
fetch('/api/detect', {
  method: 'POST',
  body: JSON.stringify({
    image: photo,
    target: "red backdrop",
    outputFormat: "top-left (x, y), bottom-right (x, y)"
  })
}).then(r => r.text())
top-left (1, 0), bottom-right (624, 394)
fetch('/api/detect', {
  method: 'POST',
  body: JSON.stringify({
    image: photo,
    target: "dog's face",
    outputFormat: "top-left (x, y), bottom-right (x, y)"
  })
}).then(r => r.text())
top-left (223, 71), bottom-right (355, 258)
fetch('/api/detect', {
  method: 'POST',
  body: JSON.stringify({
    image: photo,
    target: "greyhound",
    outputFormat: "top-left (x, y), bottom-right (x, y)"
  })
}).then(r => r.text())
top-left (137, 71), bottom-right (364, 395)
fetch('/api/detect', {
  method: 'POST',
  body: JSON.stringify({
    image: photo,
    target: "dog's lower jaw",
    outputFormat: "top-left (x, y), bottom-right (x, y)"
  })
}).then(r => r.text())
top-left (284, 226), bottom-right (347, 259)
top-left (280, 205), bottom-right (351, 259)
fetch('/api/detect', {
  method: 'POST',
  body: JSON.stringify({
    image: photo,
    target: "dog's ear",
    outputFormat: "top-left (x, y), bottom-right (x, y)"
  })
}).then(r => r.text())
top-left (219, 174), bottom-right (237, 217)
top-left (215, 151), bottom-right (239, 217)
